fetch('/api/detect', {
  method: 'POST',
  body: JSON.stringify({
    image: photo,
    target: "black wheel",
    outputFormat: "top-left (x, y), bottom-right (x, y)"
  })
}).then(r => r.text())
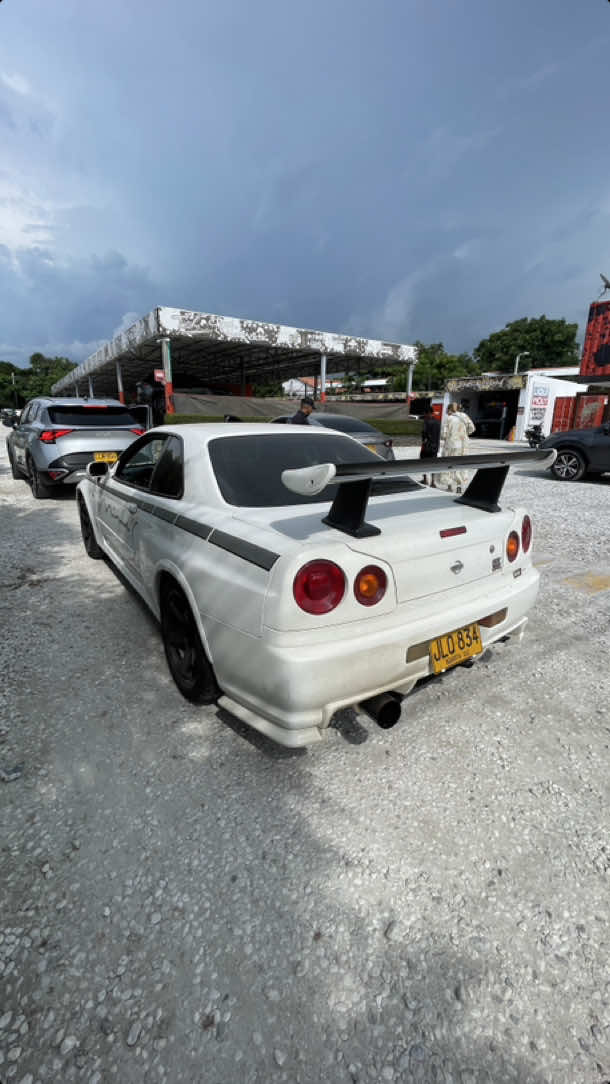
top-left (551, 449), bottom-right (586, 482)
top-left (160, 582), bottom-right (218, 704)
top-left (7, 444), bottom-right (21, 480)
top-left (78, 495), bottom-right (102, 559)
top-left (27, 456), bottom-right (52, 499)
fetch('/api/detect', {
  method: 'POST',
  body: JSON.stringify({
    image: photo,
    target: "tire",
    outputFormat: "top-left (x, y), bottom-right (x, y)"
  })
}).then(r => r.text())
top-left (78, 495), bottom-right (102, 559)
top-left (160, 581), bottom-right (218, 704)
top-left (27, 455), bottom-right (52, 499)
top-left (550, 449), bottom-right (586, 482)
top-left (7, 444), bottom-right (21, 480)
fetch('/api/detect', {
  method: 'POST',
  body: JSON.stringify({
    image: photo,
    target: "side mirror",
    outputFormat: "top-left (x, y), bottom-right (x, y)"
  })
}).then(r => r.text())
top-left (2, 418), bottom-right (13, 428)
top-left (87, 460), bottom-right (109, 479)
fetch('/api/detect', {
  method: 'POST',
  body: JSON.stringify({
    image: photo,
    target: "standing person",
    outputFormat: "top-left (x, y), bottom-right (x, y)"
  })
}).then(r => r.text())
top-left (440, 403), bottom-right (470, 493)
top-left (419, 409), bottom-right (441, 487)
top-left (456, 403), bottom-right (475, 438)
top-left (151, 382), bottom-right (166, 427)
top-left (291, 397), bottom-right (315, 425)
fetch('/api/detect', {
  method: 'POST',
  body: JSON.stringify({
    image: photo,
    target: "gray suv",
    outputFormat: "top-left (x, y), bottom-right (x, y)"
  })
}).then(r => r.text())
top-left (4, 397), bottom-right (146, 498)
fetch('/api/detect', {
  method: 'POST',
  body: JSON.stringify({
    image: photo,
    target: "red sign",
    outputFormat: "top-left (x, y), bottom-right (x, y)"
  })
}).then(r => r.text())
top-left (153, 368), bottom-right (165, 385)
top-left (580, 301), bottom-right (610, 378)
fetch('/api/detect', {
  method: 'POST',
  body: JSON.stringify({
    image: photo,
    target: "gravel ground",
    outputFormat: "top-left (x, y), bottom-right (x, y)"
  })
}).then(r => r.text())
top-left (1, 440), bottom-right (609, 1084)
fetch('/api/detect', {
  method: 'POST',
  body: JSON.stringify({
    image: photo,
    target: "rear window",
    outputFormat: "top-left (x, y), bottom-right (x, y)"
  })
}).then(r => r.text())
top-left (208, 433), bottom-right (408, 507)
top-left (315, 416), bottom-right (377, 435)
top-left (47, 406), bottom-right (138, 427)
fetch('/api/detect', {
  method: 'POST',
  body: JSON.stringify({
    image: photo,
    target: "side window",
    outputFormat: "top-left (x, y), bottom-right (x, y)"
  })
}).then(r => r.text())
top-left (115, 436), bottom-right (167, 490)
top-left (150, 435), bottom-right (184, 499)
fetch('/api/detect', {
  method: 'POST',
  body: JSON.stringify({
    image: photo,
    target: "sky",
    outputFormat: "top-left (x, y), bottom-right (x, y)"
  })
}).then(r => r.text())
top-left (1, 0), bottom-right (610, 367)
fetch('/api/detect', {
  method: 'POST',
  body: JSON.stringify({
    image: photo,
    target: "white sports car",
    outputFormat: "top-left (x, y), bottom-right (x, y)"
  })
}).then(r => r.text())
top-left (76, 424), bottom-right (554, 747)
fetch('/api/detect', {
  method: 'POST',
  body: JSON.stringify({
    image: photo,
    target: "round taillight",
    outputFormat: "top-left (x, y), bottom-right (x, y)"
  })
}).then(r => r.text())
top-left (293, 560), bottom-right (345, 615)
top-left (354, 565), bottom-right (387, 606)
top-left (506, 531), bottom-right (520, 563)
top-left (521, 514), bottom-right (532, 553)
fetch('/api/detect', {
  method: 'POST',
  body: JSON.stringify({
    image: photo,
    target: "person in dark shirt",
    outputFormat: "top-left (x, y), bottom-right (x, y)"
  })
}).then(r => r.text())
top-left (291, 397), bottom-right (315, 425)
top-left (420, 410), bottom-right (441, 487)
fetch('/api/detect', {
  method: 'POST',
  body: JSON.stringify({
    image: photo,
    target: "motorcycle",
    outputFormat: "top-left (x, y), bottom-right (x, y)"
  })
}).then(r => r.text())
top-left (525, 423), bottom-right (544, 448)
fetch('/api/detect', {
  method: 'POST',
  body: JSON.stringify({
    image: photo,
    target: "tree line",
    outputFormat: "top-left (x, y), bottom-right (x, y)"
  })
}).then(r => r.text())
top-left (0, 315), bottom-right (580, 406)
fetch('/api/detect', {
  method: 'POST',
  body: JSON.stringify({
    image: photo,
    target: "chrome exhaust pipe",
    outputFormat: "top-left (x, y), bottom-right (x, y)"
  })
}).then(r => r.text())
top-left (359, 692), bottom-right (403, 730)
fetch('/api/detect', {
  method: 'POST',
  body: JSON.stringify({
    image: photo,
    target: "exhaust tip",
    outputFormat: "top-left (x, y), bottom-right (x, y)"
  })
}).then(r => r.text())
top-left (359, 692), bottom-right (403, 730)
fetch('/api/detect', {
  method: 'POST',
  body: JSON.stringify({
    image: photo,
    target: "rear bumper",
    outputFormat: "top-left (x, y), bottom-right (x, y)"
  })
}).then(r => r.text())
top-left (209, 565), bottom-right (540, 746)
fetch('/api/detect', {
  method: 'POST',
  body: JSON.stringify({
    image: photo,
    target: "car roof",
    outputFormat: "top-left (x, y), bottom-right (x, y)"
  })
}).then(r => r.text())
top-left (153, 422), bottom-right (363, 443)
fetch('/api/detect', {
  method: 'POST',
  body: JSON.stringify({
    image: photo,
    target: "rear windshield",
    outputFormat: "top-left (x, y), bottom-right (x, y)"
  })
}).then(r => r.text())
top-left (208, 433), bottom-right (417, 507)
top-left (315, 415), bottom-right (377, 434)
top-left (47, 406), bottom-right (138, 427)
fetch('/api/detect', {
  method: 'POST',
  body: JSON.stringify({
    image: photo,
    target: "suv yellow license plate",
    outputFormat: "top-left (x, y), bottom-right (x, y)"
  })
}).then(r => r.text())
top-left (429, 623), bottom-right (482, 674)
top-left (94, 451), bottom-right (118, 463)
top-left (366, 443), bottom-right (377, 453)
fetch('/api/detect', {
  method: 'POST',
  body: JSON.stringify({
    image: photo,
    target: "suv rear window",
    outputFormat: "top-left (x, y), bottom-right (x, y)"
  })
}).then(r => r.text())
top-left (47, 406), bottom-right (138, 427)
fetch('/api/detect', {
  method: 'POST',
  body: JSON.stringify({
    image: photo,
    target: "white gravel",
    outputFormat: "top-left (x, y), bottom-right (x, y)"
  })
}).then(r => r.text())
top-left (1, 439), bottom-right (609, 1083)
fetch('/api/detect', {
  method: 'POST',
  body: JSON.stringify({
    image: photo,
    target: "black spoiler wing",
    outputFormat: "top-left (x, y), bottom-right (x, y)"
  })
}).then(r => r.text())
top-left (281, 449), bottom-right (557, 538)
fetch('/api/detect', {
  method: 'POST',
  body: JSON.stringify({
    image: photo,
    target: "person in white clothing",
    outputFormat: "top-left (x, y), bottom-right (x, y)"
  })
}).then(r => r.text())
top-left (439, 403), bottom-right (472, 493)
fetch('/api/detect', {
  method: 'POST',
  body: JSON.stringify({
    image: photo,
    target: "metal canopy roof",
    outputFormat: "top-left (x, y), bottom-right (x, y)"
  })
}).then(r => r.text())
top-left (51, 307), bottom-right (416, 398)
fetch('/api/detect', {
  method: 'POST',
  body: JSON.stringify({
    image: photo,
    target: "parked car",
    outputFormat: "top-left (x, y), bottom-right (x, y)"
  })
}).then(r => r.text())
top-left (539, 422), bottom-right (610, 481)
top-left (77, 423), bottom-right (552, 747)
top-left (271, 412), bottom-right (395, 460)
top-left (4, 397), bottom-right (146, 498)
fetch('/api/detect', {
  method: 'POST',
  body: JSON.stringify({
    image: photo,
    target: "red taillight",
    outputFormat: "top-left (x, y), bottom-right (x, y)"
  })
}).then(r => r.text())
top-left (130, 427), bottom-right (145, 435)
top-left (506, 531), bottom-right (520, 563)
top-left (521, 515), bottom-right (532, 553)
top-left (39, 429), bottom-right (73, 444)
top-left (293, 560), bottom-right (345, 615)
top-left (354, 565), bottom-right (387, 606)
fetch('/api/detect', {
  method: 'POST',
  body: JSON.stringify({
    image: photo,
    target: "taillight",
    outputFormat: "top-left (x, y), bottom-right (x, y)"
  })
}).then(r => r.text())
top-left (39, 429), bottom-right (73, 443)
top-left (354, 565), bottom-right (387, 606)
top-left (506, 531), bottom-right (520, 563)
top-left (293, 560), bottom-right (345, 615)
top-left (521, 515), bottom-right (532, 553)
top-left (130, 428), bottom-right (145, 435)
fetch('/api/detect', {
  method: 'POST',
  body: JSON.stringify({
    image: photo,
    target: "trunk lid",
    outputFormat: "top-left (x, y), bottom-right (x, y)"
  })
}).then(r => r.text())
top-left (345, 495), bottom-right (514, 602)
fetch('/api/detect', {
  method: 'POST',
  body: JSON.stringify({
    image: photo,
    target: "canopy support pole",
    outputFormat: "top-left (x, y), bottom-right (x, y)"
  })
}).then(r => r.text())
top-left (115, 360), bottom-right (125, 404)
top-left (158, 337), bottom-right (175, 414)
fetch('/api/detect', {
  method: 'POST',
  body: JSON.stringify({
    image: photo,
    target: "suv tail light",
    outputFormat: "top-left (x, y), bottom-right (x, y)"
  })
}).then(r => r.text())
top-left (354, 565), bottom-right (387, 606)
top-left (39, 429), bottom-right (73, 444)
top-left (130, 427), bottom-right (146, 435)
top-left (293, 560), bottom-right (345, 614)
top-left (506, 531), bottom-right (520, 563)
top-left (521, 515), bottom-right (532, 553)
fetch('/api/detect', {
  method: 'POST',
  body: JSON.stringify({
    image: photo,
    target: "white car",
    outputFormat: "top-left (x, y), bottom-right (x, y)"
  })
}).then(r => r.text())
top-left (76, 424), bottom-right (554, 747)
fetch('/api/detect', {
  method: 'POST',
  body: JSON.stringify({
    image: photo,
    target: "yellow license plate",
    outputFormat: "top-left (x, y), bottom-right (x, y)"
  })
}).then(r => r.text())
top-left (365, 443), bottom-right (377, 453)
top-left (429, 622), bottom-right (482, 674)
top-left (94, 451), bottom-right (118, 463)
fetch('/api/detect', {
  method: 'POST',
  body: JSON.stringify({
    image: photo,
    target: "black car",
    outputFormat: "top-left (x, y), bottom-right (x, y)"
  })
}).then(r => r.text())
top-left (540, 421), bottom-right (610, 481)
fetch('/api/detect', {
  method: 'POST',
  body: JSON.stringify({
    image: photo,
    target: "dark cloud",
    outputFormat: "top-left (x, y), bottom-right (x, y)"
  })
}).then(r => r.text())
top-left (1, 0), bottom-right (609, 364)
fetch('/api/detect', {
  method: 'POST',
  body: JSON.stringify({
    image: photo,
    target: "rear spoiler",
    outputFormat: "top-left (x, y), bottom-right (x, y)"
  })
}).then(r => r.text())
top-left (281, 449), bottom-right (557, 538)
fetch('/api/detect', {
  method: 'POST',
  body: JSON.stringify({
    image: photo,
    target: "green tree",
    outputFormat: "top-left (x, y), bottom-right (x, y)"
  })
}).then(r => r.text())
top-left (411, 342), bottom-right (481, 392)
top-left (0, 354), bottom-right (77, 407)
top-left (473, 316), bottom-right (579, 373)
